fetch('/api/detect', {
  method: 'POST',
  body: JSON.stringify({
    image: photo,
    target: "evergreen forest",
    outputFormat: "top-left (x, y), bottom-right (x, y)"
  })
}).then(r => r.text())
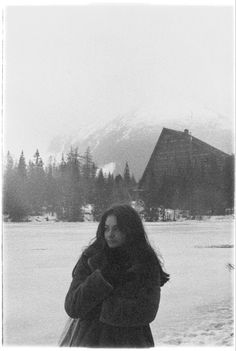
top-left (3, 148), bottom-right (137, 222)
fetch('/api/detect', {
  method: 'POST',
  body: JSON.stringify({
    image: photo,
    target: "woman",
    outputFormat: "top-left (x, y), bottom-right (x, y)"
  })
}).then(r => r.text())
top-left (60, 204), bottom-right (169, 347)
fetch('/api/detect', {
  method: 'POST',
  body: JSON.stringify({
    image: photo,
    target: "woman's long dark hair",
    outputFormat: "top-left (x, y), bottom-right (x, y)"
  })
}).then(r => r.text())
top-left (85, 203), bottom-right (169, 286)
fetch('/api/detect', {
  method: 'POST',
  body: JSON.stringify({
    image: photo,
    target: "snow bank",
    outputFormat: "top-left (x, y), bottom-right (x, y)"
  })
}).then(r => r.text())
top-left (156, 299), bottom-right (233, 346)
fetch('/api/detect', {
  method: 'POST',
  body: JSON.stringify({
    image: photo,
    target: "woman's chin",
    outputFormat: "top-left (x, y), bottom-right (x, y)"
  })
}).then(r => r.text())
top-left (107, 242), bottom-right (119, 248)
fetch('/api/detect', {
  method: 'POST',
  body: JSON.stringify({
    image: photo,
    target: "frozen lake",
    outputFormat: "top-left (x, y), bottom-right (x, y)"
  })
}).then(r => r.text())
top-left (3, 219), bottom-right (234, 346)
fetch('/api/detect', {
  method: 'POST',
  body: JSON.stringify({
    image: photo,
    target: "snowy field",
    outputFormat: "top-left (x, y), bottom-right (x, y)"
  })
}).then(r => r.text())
top-left (3, 219), bottom-right (234, 346)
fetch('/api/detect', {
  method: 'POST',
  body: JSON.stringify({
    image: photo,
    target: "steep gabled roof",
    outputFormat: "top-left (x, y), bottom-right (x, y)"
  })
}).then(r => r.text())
top-left (139, 127), bottom-right (168, 186)
top-left (139, 127), bottom-right (230, 187)
top-left (164, 127), bottom-right (230, 157)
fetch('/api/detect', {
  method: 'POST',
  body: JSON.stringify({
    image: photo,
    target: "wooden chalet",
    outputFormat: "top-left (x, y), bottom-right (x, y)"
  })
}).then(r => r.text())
top-left (138, 127), bottom-right (234, 215)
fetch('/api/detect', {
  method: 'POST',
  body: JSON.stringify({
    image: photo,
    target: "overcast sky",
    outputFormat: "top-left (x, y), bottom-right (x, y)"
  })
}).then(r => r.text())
top-left (4, 4), bottom-right (234, 161)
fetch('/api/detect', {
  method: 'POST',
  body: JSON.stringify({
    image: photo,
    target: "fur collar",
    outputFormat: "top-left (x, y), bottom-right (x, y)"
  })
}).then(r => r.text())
top-left (86, 250), bottom-right (143, 274)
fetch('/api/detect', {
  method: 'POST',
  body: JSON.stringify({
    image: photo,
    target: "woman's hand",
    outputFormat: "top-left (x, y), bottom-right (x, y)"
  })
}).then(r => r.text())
top-left (101, 265), bottom-right (135, 287)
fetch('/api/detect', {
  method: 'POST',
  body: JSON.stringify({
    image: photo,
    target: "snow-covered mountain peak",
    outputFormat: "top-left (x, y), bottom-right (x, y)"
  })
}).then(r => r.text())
top-left (47, 100), bottom-right (233, 180)
top-left (98, 97), bottom-right (230, 135)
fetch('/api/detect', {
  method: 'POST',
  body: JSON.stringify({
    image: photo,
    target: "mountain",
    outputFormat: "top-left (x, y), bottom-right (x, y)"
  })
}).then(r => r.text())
top-left (47, 108), bottom-right (234, 181)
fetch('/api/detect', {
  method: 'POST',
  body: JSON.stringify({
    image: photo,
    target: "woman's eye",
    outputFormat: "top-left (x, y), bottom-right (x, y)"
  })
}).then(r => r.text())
top-left (104, 226), bottom-right (119, 232)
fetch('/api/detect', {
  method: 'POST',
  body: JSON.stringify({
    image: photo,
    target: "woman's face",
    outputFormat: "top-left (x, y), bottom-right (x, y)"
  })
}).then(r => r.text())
top-left (104, 215), bottom-right (126, 248)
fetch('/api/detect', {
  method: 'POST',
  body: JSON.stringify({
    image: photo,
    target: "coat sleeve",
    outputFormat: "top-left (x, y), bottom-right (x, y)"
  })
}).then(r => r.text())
top-left (64, 254), bottom-right (114, 319)
top-left (100, 264), bottom-right (161, 327)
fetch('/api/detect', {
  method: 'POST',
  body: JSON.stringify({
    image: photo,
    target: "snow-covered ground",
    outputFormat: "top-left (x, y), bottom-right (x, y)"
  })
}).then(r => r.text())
top-left (3, 219), bottom-right (234, 346)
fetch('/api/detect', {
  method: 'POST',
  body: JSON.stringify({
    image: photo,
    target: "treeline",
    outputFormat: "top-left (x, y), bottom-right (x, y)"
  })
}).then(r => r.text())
top-left (3, 148), bottom-right (137, 222)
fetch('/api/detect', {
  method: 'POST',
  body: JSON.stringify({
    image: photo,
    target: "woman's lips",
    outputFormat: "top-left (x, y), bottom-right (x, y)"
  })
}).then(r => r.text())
top-left (107, 240), bottom-right (116, 245)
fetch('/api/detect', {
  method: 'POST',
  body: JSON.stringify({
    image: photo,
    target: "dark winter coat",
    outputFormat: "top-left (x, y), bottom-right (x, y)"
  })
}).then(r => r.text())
top-left (61, 246), bottom-right (161, 347)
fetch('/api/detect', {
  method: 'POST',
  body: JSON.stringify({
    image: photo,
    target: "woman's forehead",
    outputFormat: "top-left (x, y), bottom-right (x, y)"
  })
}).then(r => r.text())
top-left (105, 214), bottom-right (117, 226)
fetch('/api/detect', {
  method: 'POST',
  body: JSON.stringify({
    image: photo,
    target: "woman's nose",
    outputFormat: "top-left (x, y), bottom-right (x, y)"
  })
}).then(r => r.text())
top-left (107, 229), bottom-right (114, 237)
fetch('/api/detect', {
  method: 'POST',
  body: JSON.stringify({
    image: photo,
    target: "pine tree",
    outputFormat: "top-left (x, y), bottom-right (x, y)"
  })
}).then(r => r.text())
top-left (56, 148), bottom-right (83, 221)
top-left (3, 151), bottom-right (30, 221)
top-left (123, 162), bottom-right (131, 186)
top-left (122, 162), bottom-right (132, 202)
top-left (5, 151), bottom-right (14, 172)
top-left (34, 149), bottom-right (40, 165)
top-left (45, 157), bottom-right (59, 216)
top-left (55, 154), bottom-right (67, 220)
top-left (104, 173), bottom-right (115, 208)
top-left (113, 174), bottom-right (129, 203)
top-left (18, 151), bottom-right (27, 178)
top-left (27, 150), bottom-right (46, 215)
top-left (93, 169), bottom-right (107, 220)
top-left (81, 147), bottom-right (96, 204)
top-left (3, 151), bottom-right (15, 217)
top-left (17, 151), bottom-right (29, 216)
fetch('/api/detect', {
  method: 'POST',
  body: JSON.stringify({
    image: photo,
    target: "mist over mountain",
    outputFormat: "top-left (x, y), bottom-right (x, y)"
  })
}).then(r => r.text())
top-left (48, 108), bottom-right (233, 181)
